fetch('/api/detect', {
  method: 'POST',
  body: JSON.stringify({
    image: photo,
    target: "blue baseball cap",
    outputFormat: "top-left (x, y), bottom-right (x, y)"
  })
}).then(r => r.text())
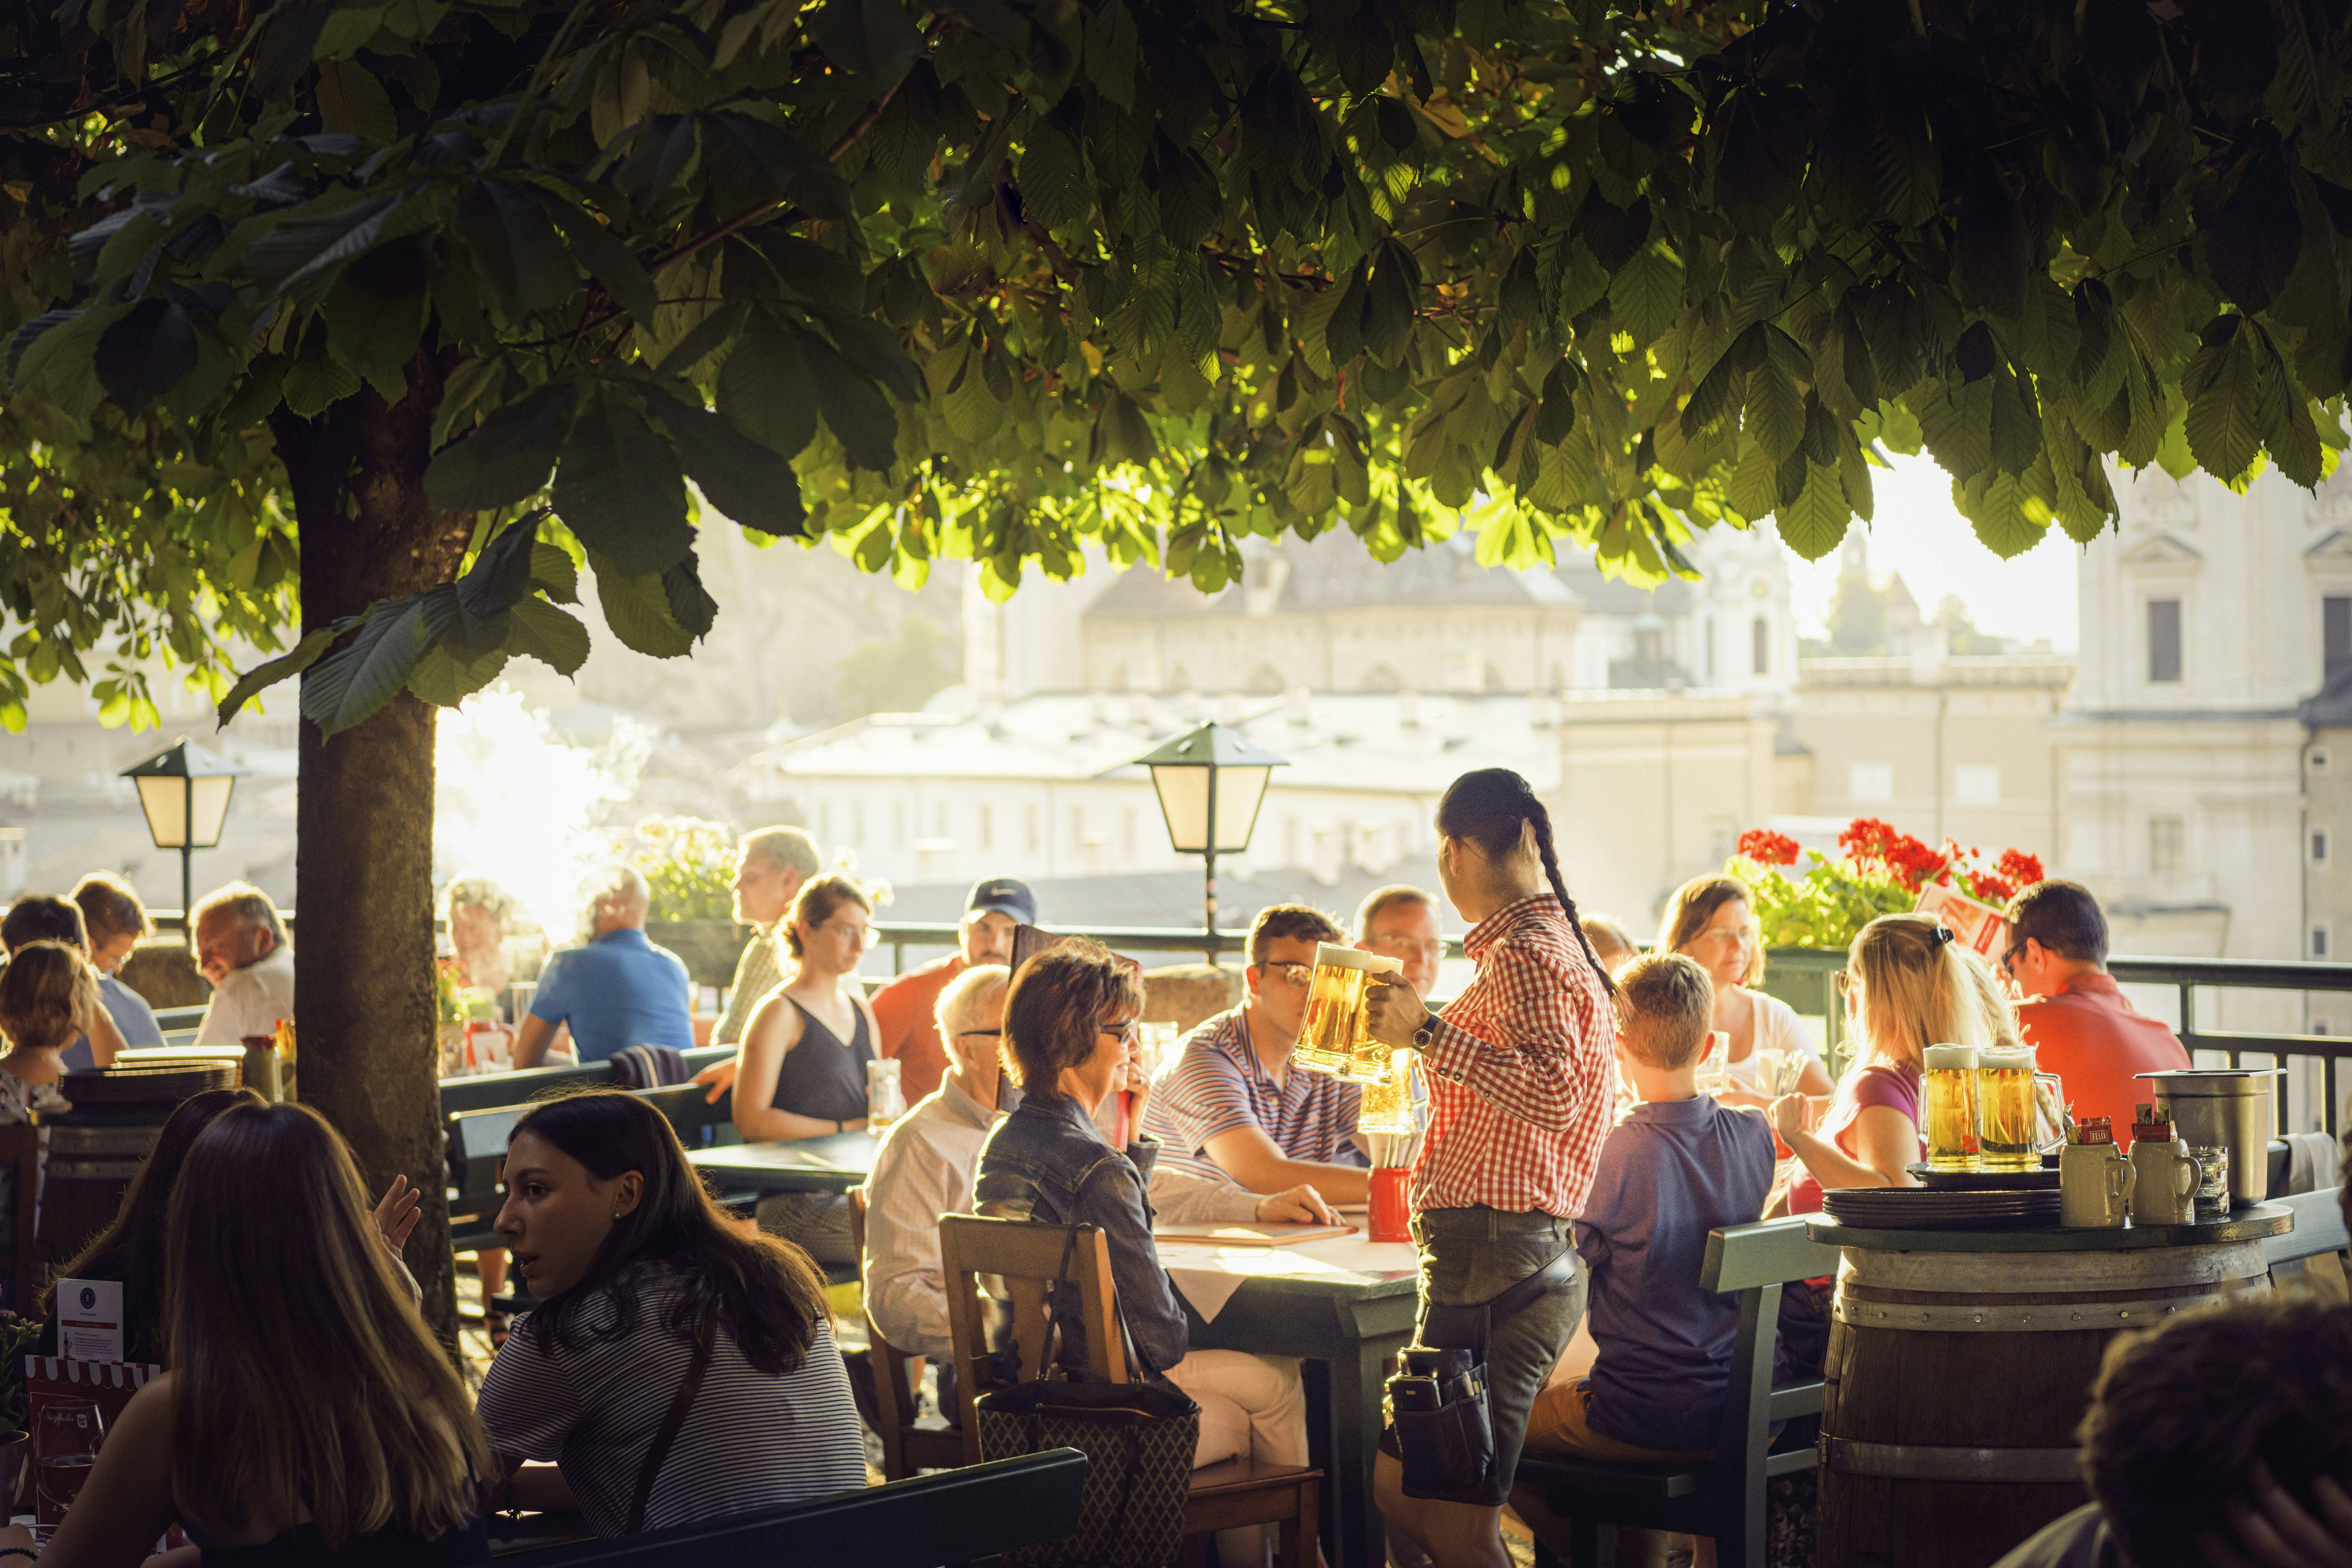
top-left (966, 878), bottom-right (1036, 926)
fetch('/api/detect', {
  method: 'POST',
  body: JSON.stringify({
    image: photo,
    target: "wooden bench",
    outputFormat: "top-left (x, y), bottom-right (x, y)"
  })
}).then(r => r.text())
top-left (940, 1213), bottom-right (1320, 1568)
top-left (1518, 1216), bottom-right (1839, 1568)
top-left (2263, 1185), bottom-right (2350, 1275)
top-left (490, 1449), bottom-right (1089, 1568)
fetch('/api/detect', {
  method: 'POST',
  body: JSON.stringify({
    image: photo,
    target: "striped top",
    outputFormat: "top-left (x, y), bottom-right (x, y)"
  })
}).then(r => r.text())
top-left (1413, 893), bottom-right (1613, 1218)
top-left (477, 1261), bottom-right (866, 1536)
top-left (1138, 1006), bottom-right (1365, 1185)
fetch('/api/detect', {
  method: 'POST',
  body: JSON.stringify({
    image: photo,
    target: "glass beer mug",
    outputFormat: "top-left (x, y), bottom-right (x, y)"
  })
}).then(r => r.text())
top-left (1978, 1043), bottom-right (2040, 1172)
top-left (1293, 944), bottom-right (1406, 1082)
top-left (1922, 1043), bottom-right (1982, 1172)
top-left (1356, 1048), bottom-right (1420, 1135)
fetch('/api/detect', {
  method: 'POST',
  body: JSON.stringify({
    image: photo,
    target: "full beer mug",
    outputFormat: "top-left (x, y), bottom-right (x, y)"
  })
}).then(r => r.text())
top-left (1921, 1043), bottom-right (1982, 1172)
top-left (1358, 1048), bottom-right (1419, 1134)
top-left (1978, 1044), bottom-right (2040, 1172)
top-left (1294, 944), bottom-right (1406, 1083)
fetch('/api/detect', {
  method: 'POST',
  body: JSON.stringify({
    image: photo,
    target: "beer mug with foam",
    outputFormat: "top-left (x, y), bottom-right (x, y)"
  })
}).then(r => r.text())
top-left (1978, 1044), bottom-right (2040, 1171)
top-left (1922, 1043), bottom-right (1982, 1172)
top-left (1294, 943), bottom-right (1405, 1082)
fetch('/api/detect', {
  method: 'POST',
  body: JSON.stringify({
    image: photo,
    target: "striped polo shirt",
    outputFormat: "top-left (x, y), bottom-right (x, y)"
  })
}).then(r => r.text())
top-left (1140, 1005), bottom-right (1367, 1185)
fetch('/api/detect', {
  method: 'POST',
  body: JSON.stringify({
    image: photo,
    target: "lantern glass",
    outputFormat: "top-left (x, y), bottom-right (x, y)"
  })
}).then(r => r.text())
top-left (1149, 764), bottom-right (1212, 853)
top-left (1211, 764), bottom-right (1271, 852)
top-left (187, 774), bottom-right (237, 848)
top-left (134, 776), bottom-right (191, 849)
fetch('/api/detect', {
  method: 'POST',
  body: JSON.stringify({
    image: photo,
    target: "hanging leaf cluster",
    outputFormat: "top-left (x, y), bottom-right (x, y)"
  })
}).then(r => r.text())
top-left (5, 0), bottom-right (2352, 731)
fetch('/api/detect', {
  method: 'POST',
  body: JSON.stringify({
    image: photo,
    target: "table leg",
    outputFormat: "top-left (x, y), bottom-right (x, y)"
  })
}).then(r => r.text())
top-left (1329, 1333), bottom-right (1403, 1568)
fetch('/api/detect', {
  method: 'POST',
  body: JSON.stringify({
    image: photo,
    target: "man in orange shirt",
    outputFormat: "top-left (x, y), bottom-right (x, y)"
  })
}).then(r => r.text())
top-left (2002, 880), bottom-right (2189, 1137)
top-left (868, 878), bottom-right (1032, 1101)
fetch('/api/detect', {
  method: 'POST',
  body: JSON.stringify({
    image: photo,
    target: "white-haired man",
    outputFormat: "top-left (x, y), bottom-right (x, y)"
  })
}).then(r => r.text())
top-left (512, 864), bottom-right (691, 1067)
top-left (192, 882), bottom-right (295, 1048)
top-left (714, 826), bottom-right (821, 1048)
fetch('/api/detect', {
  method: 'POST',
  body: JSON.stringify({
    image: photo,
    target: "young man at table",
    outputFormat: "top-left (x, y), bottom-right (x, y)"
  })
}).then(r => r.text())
top-left (868, 877), bottom-right (1031, 1103)
top-left (1508, 951), bottom-right (1773, 1568)
top-left (861, 962), bottom-right (1335, 1426)
top-left (1140, 903), bottom-right (1373, 1209)
top-left (2001, 881), bottom-right (2189, 1133)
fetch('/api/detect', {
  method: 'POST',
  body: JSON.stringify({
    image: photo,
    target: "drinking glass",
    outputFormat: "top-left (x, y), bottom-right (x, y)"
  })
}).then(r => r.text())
top-left (1358, 1049), bottom-right (1418, 1134)
top-left (2190, 1143), bottom-right (2232, 1219)
top-left (36, 1399), bottom-right (103, 1522)
top-left (865, 1059), bottom-right (905, 1130)
top-left (1921, 1043), bottom-right (1982, 1171)
top-left (1695, 1031), bottom-right (1732, 1097)
top-left (1294, 944), bottom-right (1403, 1082)
top-left (1978, 1044), bottom-right (2040, 1171)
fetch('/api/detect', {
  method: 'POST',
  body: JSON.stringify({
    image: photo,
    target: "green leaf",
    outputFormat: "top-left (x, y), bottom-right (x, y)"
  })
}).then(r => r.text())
top-left (642, 389), bottom-right (809, 537)
top-left (551, 385), bottom-right (692, 575)
top-left (508, 597), bottom-right (592, 675)
top-left (800, 332), bottom-right (901, 470)
top-left (455, 512), bottom-right (547, 618)
top-left (595, 562), bottom-right (698, 657)
top-left (812, 0), bottom-right (925, 88)
top-left (281, 341), bottom-right (361, 417)
top-left (717, 322), bottom-right (817, 457)
top-left (1608, 241), bottom-right (1682, 346)
top-left (1775, 459), bottom-right (1851, 559)
top-left (1017, 129), bottom-right (1090, 233)
top-left (244, 194), bottom-right (404, 302)
top-left (217, 620), bottom-right (351, 725)
top-left (300, 598), bottom-right (427, 738)
top-left (1744, 353), bottom-right (1804, 462)
top-left (2183, 322), bottom-right (2262, 484)
top-left (531, 541), bottom-right (580, 605)
top-left (548, 203), bottom-right (659, 330)
top-left (316, 59), bottom-right (398, 143)
top-left (425, 381), bottom-right (579, 511)
top-left (405, 642), bottom-right (510, 707)
top-left (94, 298), bottom-right (196, 415)
top-left (453, 180), bottom-right (577, 320)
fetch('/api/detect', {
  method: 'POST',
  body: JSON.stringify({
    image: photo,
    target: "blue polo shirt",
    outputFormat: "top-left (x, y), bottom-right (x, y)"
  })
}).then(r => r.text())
top-left (64, 973), bottom-right (166, 1074)
top-left (527, 929), bottom-right (694, 1062)
top-left (1576, 1095), bottom-right (1775, 1452)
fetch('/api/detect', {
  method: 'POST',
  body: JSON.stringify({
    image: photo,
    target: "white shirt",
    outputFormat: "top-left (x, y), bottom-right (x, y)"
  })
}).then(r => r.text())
top-left (1723, 987), bottom-right (1819, 1094)
top-left (195, 944), bottom-right (295, 1047)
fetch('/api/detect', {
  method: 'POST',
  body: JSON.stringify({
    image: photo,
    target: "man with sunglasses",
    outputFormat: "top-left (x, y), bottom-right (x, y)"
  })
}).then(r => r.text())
top-left (1141, 902), bottom-right (1375, 1208)
top-left (2002, 880), bottom-right (2187, 1135)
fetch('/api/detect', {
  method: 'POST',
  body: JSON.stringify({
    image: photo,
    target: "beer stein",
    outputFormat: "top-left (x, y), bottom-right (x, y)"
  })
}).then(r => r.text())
top-left (1921, 1043), bottom-right (1982, 1172)
top-left (2129, 1135), bottom-right (2201, 1225)
top-left (2189, 1144), bottom-right (2232, 1218)
top-left (1294, 943), bottom-right (1406, 1082)
top-left (1977, 1044), bottom-right (2040, 1171)
top-left (2059, 1142), bottom-right (2135, 1227)
top-left (1357, 1047), bottom-right (1419, 1135)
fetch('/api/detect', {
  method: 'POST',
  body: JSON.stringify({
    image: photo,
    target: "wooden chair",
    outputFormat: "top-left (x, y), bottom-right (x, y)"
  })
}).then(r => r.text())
top-left (939, 1213), bottom-right (1320, 1568)
top-left (1517, 1216), bottom-right (1841, 1568)
top-left (493, 1449), bottom-right (1089, 1568)
top-left (846, 1187), bottom-right (968, 1480)
top-left (0, 1124), bottom-right (40, 1313)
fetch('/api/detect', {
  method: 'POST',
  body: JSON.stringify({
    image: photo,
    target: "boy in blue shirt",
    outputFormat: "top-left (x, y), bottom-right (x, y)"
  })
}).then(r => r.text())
top-left (1511, 951), bottom-right (1775, 1563)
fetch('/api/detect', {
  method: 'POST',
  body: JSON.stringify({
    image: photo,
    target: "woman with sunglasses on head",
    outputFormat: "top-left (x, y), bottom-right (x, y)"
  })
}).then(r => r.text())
top-left (975, 940), bottom-right (1313, 1568)
top-left (1657, 874), bottom-right (1836, 1108)
top-left (1358, 768), bottom-right (1617, 1568)
top-left (731, 873), bottom-right (883, 1265)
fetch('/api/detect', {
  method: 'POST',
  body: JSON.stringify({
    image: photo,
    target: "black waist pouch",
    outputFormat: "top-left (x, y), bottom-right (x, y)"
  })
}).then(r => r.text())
top-left (1385, 1251), bottom-right (1573, 1499)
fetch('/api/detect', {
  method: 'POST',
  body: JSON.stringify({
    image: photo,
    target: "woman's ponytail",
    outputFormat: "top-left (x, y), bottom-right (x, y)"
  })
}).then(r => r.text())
top-left (1436, 768), bottom-right (1614, 994)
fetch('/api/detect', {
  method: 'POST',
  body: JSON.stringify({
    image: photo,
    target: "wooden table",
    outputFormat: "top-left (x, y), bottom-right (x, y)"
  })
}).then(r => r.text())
top-left (1162, 1234), bottom-right (1420, 1568)
top-left (687, 1131), bottom-right (881, 1194)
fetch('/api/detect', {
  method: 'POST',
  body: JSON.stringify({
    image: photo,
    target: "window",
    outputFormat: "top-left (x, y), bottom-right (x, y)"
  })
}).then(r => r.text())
top-left (852, 801), bottom-right (866, 843)
top-left (892, 803), bottom-right (906, 847)
top-left (2147, 598), bottom-right (2183, 683)
top-left (1283, 816), bottom-right (1301, 864)
top-left (1024, 804), bottom-right (1040, 853)
top-left (980, 804), bottom-right (994, 850)
top-left (2314, 923), bottom-right (2333, 959)
top-left (1752, 616), bottom-right (1771, 676)
top-left (2150, 815), bottom-right (2186, 873)
top-left (1120, 808), bottom-right (1136, 860)
top-left (1955, 765), bottom-right (2001, 805)
top-left (1705, 620), bottom-right (1716, 679)
top-left (2328, 596), bottom-right (2352, 685)
top-left (1068, 806), bottom-right (1083, 851)
top-left (819, 801), bottom-right (833, 843)
top-left (2315, 828), bottom-right (2332, 866)
top-left (1850, 763), bottom-right (1895, 803)
top-left (933, 802), bottom-right (948, 836)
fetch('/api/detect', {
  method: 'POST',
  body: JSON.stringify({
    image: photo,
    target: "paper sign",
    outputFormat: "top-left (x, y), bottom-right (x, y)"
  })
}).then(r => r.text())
top-left (54, 1279), bottom-right (122, 1365)
top-left (1914, 881), bottom-right (2011, 958)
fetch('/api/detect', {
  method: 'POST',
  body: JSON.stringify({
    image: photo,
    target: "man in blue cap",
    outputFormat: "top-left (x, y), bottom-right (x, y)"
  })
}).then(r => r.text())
top-left (869, 876), bottom-right (1034, 1100)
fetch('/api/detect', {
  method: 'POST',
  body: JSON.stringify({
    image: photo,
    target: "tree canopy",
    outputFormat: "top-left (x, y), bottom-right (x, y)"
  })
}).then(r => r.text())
top-left (6, 0), bottom-right (2352, 732)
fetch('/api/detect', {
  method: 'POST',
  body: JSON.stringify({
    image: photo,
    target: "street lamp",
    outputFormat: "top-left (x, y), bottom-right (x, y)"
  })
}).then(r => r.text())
top-left (121, 737), bottom-right (247, 923)
top-left (1135, 723), bottom-right (1286, 962)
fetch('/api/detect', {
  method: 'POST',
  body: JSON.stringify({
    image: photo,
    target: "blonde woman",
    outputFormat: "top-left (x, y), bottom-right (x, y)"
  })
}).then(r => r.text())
top-left (26, 1101), bottom-right (490, 1568)
top-left (1657, 876), bottom-right (1835, 1107)
top-left (1772, 914), bottom-right (2019, 1212)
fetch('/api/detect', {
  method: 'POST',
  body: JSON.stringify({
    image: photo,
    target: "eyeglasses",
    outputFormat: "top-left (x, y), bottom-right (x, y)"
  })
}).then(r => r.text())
top-left (1098, 1019), bottom-right (1141, 1047)
top-left (1999, 942), bottom-right (2027, 976)
top-left (818, 920), bottom-right (876, 947)
top-left (1259, 962), bottom-right (1314, 989)
top-left (957, 1027), bottom-right (1002, 1037)
top-left (1366, 937), bottom-right (1446, 961)
top-left (1835, 970), bottom-right (1861, 999)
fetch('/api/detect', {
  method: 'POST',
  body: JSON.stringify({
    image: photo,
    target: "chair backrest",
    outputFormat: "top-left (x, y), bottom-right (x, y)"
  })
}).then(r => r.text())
top-left (938, 1214), bottom-right (1128, 1447)
top-left (1700, 1216), bottom-right (1841, 1464)
top-left (445, 1104), bottom-right (530, 1212)
top-left (490, 1449), bottom-right (1091, 1568)
top-left (847, 1190), bottom-right (911, 1420)
top-left (2262, 1186), bottom-right (2350, 1268)
top-left (0, 1124), bottom-right (40, 1313)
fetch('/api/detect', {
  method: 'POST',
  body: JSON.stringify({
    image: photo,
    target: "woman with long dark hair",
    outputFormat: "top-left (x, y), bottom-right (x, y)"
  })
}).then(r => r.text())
top-left (30, 1101), bottom-right (490, 1568)
top-left (476, 1090), bottom-right (864, 1536)
top-left (1361, 768), bottom-right (1615, 1568)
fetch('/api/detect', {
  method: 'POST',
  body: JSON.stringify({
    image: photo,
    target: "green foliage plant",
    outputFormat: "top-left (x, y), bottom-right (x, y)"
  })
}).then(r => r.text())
top-left (1731, 822), bottom-right (2045, 951)
top-left (636, 814), bottom-right (739, 923)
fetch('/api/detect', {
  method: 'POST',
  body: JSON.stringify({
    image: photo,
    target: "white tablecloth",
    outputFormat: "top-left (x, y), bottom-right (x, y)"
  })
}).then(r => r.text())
top-left (1162, 1233), bottom-right (1418, 1323)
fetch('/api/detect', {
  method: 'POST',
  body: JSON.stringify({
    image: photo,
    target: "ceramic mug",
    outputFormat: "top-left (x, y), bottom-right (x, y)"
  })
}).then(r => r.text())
top-left (2059, 1142), bottom-right (2136, 1227)
top-left (1369, 1167), bottom-right (1413, 1243)
top-left (2129, 1137), bottom-right (2201, 1224)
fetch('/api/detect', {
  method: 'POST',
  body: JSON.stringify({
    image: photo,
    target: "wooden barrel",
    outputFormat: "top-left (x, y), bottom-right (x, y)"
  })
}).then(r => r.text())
top-left (1817, 1237), bottom-right (2272, 1568)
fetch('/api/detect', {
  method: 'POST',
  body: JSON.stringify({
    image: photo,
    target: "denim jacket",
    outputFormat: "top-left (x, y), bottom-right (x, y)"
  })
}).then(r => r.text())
top-left (973, 1092), bottom-right (1190, 1383)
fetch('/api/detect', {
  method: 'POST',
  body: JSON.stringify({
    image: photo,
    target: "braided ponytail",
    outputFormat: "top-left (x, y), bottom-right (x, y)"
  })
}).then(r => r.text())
top-left (1435, 768), bottom-right (1616, 995)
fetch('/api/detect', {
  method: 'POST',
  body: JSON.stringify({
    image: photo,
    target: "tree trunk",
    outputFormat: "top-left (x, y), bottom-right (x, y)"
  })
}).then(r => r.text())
top-left (273, 357), bottom-right (472, 1345)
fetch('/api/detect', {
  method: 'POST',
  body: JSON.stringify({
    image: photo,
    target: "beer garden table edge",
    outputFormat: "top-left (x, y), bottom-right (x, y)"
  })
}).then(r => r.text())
top-left (1804, 1202), bottom-right (2293, 1252)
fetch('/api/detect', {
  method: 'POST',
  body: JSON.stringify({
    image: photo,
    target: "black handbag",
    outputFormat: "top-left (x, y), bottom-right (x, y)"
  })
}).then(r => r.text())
top-left (1386, 1250), bottom-right (1573, 1499)
top-left (972, 1230), bottom-right (1201, 1568)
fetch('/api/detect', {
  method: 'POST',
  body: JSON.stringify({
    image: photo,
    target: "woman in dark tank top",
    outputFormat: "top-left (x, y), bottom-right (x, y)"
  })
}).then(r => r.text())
top-left (731, 875), bottom-right (886, 1266)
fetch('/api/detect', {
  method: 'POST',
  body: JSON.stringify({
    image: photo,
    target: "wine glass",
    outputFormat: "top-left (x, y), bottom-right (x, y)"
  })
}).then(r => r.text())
top-left (35, 1399), bottom-right (103, 1528)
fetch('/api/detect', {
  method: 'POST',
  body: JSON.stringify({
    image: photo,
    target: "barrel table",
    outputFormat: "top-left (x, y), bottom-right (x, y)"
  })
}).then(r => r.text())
top-left (1807, 1203), bottom-right (2292, 1568)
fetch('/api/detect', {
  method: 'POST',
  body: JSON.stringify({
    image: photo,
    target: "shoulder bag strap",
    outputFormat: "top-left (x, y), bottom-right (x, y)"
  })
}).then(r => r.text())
top-left (627, 1303), bottom-right (719, 1536)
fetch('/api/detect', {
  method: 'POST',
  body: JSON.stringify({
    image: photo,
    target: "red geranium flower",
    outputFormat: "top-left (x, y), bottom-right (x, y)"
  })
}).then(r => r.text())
top-left (1737, 828), bottom-right (1801, 866)
top-left (1996, 848), bottom-right (2045, 889)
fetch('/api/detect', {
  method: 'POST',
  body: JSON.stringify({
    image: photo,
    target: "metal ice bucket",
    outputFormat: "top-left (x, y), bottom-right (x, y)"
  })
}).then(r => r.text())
top-left (2135, 1068), bottom-right (2282, 1205)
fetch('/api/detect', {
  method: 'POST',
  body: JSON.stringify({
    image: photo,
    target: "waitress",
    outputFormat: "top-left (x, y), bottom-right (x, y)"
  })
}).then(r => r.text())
top-left (1362, 768), bottom-right (1616, 1568)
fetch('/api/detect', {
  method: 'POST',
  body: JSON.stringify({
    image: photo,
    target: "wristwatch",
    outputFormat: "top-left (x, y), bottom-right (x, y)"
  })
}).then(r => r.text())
top-left (1411, 1019), bottom-right (1438, 1051)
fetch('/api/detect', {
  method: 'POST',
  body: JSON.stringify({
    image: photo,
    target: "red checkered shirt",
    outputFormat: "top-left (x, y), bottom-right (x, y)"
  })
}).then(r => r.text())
top-left (1411, 892), bottom-right (1613, 1218)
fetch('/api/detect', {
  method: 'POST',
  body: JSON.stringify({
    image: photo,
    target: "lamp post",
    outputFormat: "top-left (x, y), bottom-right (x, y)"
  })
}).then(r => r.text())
top-left (1135, 723), bottom-right (1286, 963)
top-left (121, 738), bottom-right (248, 925)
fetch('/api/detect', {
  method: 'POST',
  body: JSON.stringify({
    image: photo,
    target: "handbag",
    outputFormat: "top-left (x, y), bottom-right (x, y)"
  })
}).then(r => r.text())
top-left (1387, 1250), bottom-right (1573, 1500)
top-left (972, 1230), bottom-right (1200, 1568)
top-left (626, 1303), bottom-right (718, 1535)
